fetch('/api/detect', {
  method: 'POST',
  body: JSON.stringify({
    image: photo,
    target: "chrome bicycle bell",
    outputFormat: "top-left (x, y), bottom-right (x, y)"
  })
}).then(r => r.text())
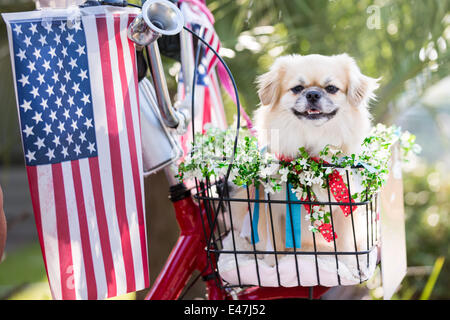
top-left (127, 0), bottom-right (184, 46)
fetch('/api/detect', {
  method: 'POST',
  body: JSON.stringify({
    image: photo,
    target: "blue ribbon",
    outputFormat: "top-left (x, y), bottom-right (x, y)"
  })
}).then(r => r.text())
top-left (285, 183), bottom-right (302, 249)
top-left (250, 187), bottom-right (260, 244)
top-left (242, 184), bottom-right (260, 244)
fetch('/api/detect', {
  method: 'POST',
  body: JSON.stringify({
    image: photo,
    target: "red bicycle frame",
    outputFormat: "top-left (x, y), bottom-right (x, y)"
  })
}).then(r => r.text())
top-left (145, 183), bottom-right (330, 300)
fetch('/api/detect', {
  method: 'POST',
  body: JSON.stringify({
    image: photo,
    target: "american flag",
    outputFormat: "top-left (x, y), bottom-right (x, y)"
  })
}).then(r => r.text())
top-left (3, 6), bottom-right (149, 299)
top-left (178, 1), bottom-right (227, 157)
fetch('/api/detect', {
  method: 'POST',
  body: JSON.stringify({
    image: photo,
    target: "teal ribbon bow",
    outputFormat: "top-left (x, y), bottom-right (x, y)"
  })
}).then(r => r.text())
top-left (285, 183), bottom-right (302, 249)
top-left (250, 187), bottom-right (260, 244)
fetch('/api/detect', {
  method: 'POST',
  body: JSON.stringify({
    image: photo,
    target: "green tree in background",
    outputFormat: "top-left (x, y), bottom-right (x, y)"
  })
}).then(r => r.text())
top-left (209, 0), bottom-right (449, 123)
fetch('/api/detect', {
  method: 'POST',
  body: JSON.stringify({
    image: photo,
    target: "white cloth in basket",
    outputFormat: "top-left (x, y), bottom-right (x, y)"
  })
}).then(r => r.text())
top-left (217, 232), bottom-right (378, 287)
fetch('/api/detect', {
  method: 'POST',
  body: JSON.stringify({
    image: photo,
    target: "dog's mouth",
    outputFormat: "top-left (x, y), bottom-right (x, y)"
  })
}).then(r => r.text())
top-left (292, 107), bottom-right (338, 120)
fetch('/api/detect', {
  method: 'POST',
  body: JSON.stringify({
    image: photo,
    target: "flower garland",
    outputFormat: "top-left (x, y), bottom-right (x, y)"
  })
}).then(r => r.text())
top-left (177, 124), bottom-right (420, 240)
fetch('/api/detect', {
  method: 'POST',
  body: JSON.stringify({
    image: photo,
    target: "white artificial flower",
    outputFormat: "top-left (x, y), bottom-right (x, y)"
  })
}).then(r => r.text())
top-left (299, 158), bottom-right (309, 168)
top-left (412, 144), bottom-right (422, 154)
top-left (279, 167), bottom-right (290, 183)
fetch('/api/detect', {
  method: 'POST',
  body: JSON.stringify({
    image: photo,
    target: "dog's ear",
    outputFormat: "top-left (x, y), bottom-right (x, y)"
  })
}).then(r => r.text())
top-left (338, 54), bottom-right (380, 107)
top-left (256, 57), bottom-right (287, 106)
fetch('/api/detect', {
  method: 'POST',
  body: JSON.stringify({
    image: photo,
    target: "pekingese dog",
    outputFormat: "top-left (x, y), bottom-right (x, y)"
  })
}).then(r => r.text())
top-left (254, 53), bottom-right (378, 158)
top-left (222, 54), bottom-right (379, 269)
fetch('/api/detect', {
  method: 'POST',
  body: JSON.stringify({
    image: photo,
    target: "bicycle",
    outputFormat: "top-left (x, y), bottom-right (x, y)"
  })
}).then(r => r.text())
top-left (28, 0), bottom-right (380, 300)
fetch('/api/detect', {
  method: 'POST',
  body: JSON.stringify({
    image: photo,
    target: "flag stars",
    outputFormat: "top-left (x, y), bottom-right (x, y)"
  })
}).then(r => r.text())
top-left (27, 60), bottom-right (36, 73)
top-left (63, 108), bottom-right (71, 120)
top-left (45, 84), bottom-right (54, 97)
top-left (72, 82), bottom-right (80, 94)
top-left (16, 49), bottom-right (27, 61)
top-left (43, 123), bottom-right (53, 136)
top-left (24, 35), bottom-right (32, 47)
top-left (48, 47), bottom-right (57, 59)
top-left (59, 83), bottom-right (67, 95)
top-left (18, 74), bottom-right (29, 87)
top-left (57, 121), bottom-right (66, 133)
top-left (79, 131), bottom-right (87, 143)
top-left (43, 22), bottom-right (53, 34)
top-left (66, 33), bottom-right (75, 45)
top-left (52, 135), bottom-right (61, 147)
top-left (87, 142), bottom-right (96, 154)
top-left (72, 21), bottom-right (82, 33)
top-left (61, 146), bottom-right (69, 158)
top-left (61, 46), bottom-right (68, 57)
top-left (81, 93), bottom-right (90, 105)
top-left (38, 34), bottom-right (47, 46)
top-left (51, 71), bottom-right (59, 83)
top-left (59, 21), bottom-right (66, 33)
top-left (84, 117), bottom-right (93, 130)
top-left (67, 95), bottom-right (75, 107)
top-left (14, 19), bottom-right (96, 163)
top-left (70, 119), bottom-right (78, 131)
top-left (40, 98), bottom-right (49, 110)
top-left (32, 48), bottom-right (41, 60)
top-left (45, 148), bottom-right (55, 161)
top-left (78, 69), bottom-right (88, 81)
top-left (30, 86), bottom-right (40, 98)
top-left (54, 33), bottom-right (61, 45)
top-left (29, 23), bottom-right (38, 35)
top-left (66, 133), bottom-right (74, 146)
top-left (75, 106), bottom-right (83, 118)
top-left (25, 150), bottom-right (36, 162)
top-left (55, 96), bottom-right (63, 108)
top-left (32, 111), bottom-right (43, 124)
top-left (20, 100), bottom-right (32, 112)
top-left (13, 24), bottom-right (22, 35)
top-left (49, 110), bottom-right (57, 122)
top-left (34, 137), bottom-right (45, 150)
top-left (74, 144), bottom-right (81, 156)
top-left (23, 124), bottom-right (34, 138)
top-left (42, 59), bottom-right (51, 72)
top-left (68, 57), bottom-right (78, 69)
top-left (75, 44), bottom-right (85, 56)
top-left (36, 73), bottom-right (45, 85)
top-left (63, 70), bottom-right (71, 82)
top-left (57, 58), bottom-right (64, 70)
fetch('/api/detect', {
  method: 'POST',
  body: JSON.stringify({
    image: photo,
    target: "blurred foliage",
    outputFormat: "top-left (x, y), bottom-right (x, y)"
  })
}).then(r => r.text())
top-left (208, 0), bottom-right (450, 123)
top-left (398, 161), bottom-right (450, 299)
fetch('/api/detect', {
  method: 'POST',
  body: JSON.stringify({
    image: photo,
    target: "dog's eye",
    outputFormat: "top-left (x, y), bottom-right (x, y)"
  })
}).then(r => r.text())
top-left (291, 85), bottom-right (304, 94)
top-left (325, 85), bottom-right (339, 94)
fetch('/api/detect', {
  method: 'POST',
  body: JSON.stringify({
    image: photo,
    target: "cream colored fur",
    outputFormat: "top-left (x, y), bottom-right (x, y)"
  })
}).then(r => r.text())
top-left (225, 54), bottom-right (379, 266)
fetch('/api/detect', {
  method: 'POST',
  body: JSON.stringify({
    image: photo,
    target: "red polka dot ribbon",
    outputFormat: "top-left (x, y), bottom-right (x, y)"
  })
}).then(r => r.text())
top-left (277, 154), bottom-right (357, 242)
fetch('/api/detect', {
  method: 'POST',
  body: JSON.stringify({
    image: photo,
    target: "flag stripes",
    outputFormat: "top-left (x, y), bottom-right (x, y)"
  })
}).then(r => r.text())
top-left (4, 7), bottom-right (148, 299)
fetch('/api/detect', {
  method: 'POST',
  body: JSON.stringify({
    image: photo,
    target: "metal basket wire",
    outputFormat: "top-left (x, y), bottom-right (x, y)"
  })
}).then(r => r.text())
top-left (193, 169), bottom-right (380, 289)
top-left (187, 30), bottom-right (379, 290)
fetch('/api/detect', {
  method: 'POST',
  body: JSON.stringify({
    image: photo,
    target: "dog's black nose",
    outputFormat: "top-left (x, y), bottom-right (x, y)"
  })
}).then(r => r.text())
top-left (306, 90), bottom-right (322, 103)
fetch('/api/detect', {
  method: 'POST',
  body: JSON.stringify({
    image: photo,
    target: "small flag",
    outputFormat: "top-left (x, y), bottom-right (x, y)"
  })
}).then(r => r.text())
top-left (178, 0), bottom-right (227, 158)
top-left (2, 6), bottom-right (149, 299)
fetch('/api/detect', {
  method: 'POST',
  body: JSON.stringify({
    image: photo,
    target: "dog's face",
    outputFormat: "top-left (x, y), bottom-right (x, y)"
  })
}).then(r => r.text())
top-left (254, 54), bottom-right (379, 157)
top-left (256, 54), bottom-right (378, 127)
